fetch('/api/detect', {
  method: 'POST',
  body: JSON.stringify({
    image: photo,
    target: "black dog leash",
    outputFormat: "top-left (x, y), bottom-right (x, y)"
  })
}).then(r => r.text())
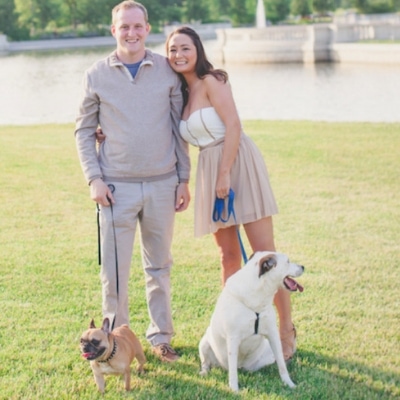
top-left (212, 189), bottom-right (248, 264)
top-left (96, 203), bottom-right (102, 265)
top-left (96, 184), bottom-right (119, 331)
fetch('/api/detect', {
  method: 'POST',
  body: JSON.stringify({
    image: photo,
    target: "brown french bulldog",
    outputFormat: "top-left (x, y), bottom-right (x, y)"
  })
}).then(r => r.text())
top-left (80, 318), bottom-right (146, 393)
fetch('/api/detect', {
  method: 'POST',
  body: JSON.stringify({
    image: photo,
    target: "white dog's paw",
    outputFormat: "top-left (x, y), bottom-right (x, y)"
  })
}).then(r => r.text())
top-left (282, 375), bottom-right (296, 389)
top-left (229, 383), bottom-right (239, 392)
top-left (199, 366), bottom-right (210, 376)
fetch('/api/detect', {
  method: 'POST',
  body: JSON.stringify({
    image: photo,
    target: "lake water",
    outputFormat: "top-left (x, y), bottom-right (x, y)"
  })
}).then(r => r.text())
top-left (0, 41), bottom-right (399, 125)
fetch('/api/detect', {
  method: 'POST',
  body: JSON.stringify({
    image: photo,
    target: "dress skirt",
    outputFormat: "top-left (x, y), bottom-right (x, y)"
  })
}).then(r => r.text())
top-left (194, 134), bottom-right (278, 237)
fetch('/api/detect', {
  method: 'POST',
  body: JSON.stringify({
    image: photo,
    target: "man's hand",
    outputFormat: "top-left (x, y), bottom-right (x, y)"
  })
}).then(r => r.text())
top-left (90, 178), bottom-right (115, 206)
top-left (95, 128), bottom-right (106, 144)
top-left (175, 183), bottom-right (190, 212)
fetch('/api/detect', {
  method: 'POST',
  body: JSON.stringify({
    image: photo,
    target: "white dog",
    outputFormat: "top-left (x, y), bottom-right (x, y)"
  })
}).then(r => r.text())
top-left (199, 251), bottom-right (304, 392)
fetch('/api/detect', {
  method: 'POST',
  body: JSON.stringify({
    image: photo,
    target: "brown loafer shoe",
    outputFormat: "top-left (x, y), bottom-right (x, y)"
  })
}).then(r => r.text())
top-left (152, 343), bottom-right (180, 363)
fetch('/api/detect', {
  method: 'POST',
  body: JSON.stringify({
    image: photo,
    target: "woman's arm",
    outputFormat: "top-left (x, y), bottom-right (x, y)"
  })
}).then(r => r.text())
top-left (204, 75), bottom-right (242, 199)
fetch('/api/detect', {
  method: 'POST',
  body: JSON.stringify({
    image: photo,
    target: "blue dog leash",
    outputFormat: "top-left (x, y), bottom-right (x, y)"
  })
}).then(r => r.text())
top-left (213, 190), bottom-right (260, 334)
top-left (212, 189), bottom-right (248, 264)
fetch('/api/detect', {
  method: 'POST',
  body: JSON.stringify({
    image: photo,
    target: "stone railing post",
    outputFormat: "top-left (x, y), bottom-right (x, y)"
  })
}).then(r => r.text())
top-left (214, 29), bottom-right (227, 64)
top-left (0, 34), bottom-right (10, 55)
top-left (302, 24), bottom-right (332, 63)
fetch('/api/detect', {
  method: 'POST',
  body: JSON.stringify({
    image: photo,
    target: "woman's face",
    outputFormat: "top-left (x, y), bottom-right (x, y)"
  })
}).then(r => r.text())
top-left (167, 33), bottom-right (197, 74)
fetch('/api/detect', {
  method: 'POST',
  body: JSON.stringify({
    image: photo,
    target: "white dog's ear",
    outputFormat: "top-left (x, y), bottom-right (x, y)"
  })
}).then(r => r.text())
top-left (259, 256), bottom-right (277, 277)
top-left (89, 319), bottom-right (96, 329)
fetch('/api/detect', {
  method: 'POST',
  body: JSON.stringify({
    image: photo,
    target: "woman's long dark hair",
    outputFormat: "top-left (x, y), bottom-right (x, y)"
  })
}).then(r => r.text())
top-left (166, 26), bottom-right (228, 106)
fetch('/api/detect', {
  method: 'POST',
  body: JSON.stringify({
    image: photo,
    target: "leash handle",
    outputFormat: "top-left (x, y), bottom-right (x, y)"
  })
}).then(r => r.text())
top-left (212, 189), bottom-right (235, 223)
top-left (212, 189), bottom-right (248, 264)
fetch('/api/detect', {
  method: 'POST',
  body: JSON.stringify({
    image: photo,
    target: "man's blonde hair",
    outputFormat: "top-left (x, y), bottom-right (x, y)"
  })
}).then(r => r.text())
top-left (112, 1), bottom-right (149, 24)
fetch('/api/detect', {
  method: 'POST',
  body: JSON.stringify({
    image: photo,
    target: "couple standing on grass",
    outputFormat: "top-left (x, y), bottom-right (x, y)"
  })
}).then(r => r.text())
top-left (75, 0), bottom-right (296, 364)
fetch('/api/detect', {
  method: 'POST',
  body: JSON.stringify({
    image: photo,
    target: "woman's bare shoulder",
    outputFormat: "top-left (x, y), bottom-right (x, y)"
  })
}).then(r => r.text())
top-left (203, 73), bottom-right (228, 88)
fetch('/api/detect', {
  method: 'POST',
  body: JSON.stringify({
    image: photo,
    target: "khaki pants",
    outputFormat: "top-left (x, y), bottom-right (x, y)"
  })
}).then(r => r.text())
top-left (99, 175), bottom-right (178, 346)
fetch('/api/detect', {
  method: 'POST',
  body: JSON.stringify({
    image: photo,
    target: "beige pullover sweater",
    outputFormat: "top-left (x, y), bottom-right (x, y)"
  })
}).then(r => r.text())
top-left (75, 49), bottom-right (190, 185)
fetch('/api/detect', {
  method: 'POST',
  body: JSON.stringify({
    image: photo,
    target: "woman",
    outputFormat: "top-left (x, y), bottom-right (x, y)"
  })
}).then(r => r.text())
top-left (166, 26), bottom-right (297, 362)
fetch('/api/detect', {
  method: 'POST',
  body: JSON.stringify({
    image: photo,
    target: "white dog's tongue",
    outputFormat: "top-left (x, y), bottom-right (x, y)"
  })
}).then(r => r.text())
top-left (284, 277), bottom-right (304, 292)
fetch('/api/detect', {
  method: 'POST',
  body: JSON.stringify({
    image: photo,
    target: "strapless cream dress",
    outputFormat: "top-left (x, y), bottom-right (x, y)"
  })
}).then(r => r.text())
top-left (180, 107), bottom-right (278, 237)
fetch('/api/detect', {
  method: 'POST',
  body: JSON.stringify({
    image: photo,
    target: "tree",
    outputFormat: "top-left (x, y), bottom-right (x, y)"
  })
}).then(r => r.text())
top-left (35, 0), bottom-right (60, 29)
top-left (217, 0), bottom-right (232, 16)
top-left (230, 0), bottom-right (251, 25)
top-left (14, 0), bottom-right (35, 34)
top-left (182, 0), bottom-right (210, 22)
top-left (164, 4), bottom-right (183, 24)
top-left (138, 0), bottom-right (184, 29)
top-left (313, 0), bottom-right (336, 13)
top-left (291, 0), bottom-right (313, 18)
top-left (63, 0), bottom-right (79, 29)
top-left (353, 0), bottom-right (396, 12)
top-left (14, 0), bottom-right (61, 34)
top-left (266, 0), bottom-right (291, 23)
top-left (0, 0), bottom-right (28, 39)
top-left (78, 0), bottom-right (114, 30)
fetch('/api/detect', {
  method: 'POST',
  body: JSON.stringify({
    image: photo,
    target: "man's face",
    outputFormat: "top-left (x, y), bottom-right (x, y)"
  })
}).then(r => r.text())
top-left (111, 7), bottom-right (150, 63)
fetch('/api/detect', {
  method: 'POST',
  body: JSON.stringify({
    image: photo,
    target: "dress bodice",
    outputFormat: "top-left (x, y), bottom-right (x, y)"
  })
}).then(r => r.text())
top-left (179, 107), bottom-right (226, 147)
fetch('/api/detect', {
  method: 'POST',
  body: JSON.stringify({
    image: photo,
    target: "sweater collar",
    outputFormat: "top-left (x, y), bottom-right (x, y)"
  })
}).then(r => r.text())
top-left (109, 49), bottom-right (154, 67)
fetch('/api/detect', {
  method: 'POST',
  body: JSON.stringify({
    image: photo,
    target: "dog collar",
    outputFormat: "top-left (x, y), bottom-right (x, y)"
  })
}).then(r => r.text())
top-left (98, 338), bottom-right (117, 363)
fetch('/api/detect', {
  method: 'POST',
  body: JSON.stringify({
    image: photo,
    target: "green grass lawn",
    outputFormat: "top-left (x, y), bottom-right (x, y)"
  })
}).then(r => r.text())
top-left (0, 121), bottom-right (399, 399)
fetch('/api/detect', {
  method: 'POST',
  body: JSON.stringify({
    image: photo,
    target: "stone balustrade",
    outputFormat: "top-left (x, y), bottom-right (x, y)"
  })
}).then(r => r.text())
top-left (213, 22), bottom-right (400, 64)
top-left (333, 22), bottom-right (400, 42)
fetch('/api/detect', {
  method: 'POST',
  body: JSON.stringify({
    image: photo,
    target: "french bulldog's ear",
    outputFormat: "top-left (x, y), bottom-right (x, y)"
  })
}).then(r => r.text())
top-left (89, 319), bottom-right (96, 329)
top-left (259, 256), bottom-right (277, 277)
top-left (101, 317), bottom-right (111, 333)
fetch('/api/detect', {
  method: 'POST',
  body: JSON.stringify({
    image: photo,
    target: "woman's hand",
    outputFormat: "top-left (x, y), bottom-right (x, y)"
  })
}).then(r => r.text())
top-left (215, 173), bottom-right (231, 199)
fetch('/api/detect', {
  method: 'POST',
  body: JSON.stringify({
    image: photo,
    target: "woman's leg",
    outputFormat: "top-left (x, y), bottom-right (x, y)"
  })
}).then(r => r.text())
top-left (243, 216), bottom-right (296, 361)
top-left (213, 225), bottom-right (242, 284)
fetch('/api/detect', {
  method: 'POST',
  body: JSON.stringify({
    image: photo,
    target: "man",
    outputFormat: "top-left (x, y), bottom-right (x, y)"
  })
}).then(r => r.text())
top-left (75, 0), bottom-right (190, 362)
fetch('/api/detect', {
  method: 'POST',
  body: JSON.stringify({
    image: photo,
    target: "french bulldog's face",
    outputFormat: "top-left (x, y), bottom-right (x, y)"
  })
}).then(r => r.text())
top-left (80, 319), bottom-right (110, 361)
